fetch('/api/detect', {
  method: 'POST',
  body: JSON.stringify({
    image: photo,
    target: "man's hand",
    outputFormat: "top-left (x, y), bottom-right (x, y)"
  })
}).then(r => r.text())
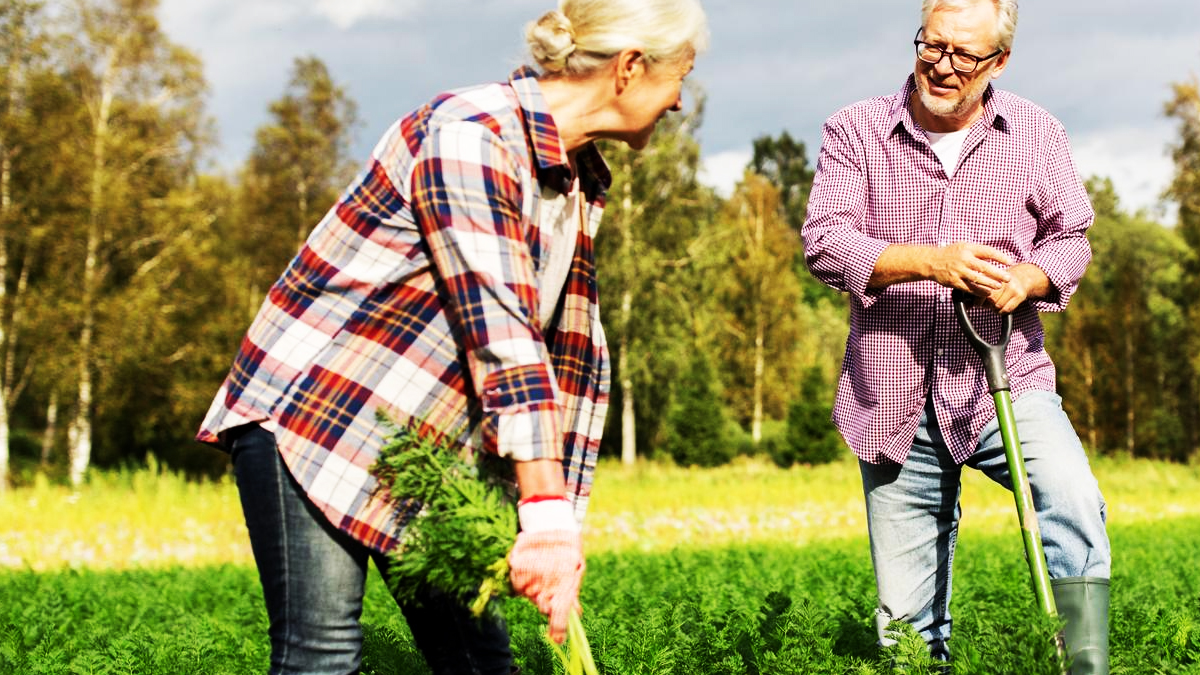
top-left (928, 242), bottom-right (1013, 294)
top-left (508, 496), bottom-right (583, 644)
top-left (984, 262), bottom-right (1050, 314)
top-left (869, 242), bottom-right (1012, 291)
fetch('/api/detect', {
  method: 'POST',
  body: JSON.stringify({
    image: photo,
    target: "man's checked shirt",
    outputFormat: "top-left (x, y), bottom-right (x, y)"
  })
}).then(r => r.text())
top-left (802, 76), bottom-right (1094, 465)
top-left (198, 67), bottom-right (612, 552)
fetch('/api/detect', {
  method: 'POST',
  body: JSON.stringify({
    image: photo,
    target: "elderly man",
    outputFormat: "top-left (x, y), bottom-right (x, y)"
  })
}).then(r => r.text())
top-left (801, 0), bottom-right (1110, 672)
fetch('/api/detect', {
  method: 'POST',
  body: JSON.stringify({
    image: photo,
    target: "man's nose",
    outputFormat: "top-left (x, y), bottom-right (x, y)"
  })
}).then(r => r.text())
top-left (932, 52), bottom-right (957, 76)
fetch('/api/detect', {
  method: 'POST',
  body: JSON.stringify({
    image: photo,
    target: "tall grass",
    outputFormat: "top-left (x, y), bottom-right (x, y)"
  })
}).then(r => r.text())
top-left (0, 458), bottom-right (250, 570)
top-left (2, 454), bottom-right (1198, 569)
top-left (4, 520), bottom-right (1199, 674)
top-left (583, 454), bottom-right (1200, 553)
top-left (2, 455), bottom-right (1200, 672)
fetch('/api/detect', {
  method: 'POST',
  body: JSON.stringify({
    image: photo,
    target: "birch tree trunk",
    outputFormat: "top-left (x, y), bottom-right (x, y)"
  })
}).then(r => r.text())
top-left (1123, 313), bottom-right (1135, 456)
top-left (618, 164), bottom-right (637, 466)
top-left (68, 48), bottom-right (116, 488)
top-left (750, 196), bottom-right (765, 444)
top-left (0, 139), bottom-right (10, 493)
top-left (1083, 348), bottom-right (1097, 452)
top-left (41, 390), bottom-right (57, 468)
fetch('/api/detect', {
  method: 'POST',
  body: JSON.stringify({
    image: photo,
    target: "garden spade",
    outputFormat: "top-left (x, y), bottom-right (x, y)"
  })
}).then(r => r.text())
top-left (952, 290), bottom-right (1067, 660)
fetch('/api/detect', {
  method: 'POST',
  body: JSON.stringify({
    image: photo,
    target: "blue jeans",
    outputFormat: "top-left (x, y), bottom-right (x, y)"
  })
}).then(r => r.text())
top-left (230, 424), bottom-right (514, 675)
top-left (859, 391), bottom-right (1109, 660)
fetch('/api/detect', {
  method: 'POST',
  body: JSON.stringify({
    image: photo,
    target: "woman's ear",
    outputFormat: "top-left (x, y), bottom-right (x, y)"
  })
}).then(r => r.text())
top-left (614, 48), bottom-right (646, 93)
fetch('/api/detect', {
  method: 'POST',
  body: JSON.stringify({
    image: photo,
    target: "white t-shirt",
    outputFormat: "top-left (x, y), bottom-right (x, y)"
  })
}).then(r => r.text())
top-left (926, 127), bottom-right (971, 176)
top-left (537, 177), bottom-right (581, 328)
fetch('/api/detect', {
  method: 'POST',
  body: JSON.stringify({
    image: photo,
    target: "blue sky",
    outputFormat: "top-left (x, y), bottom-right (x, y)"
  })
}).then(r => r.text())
top-left (160, 0), bottom-right (1200, 222)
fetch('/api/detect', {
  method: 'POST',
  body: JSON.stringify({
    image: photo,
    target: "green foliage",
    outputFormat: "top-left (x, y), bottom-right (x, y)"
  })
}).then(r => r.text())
top-left (373, 420), bottom-right (598, 674)
top-left (1045, 177), bottom-right (1197, 460)
top-left (0, 565), bottom-right (270, 674)
top-left (595, 91), bottom-right (720, 461)
top-left (239, 55), bottom-right (361, 287)
top-left (753, 418), bottom-right (787, 459)
top-left (4, 518), bottom-right (1200, 673)
top-left (371, 421), bottom-right (518, 615)
top-left (747, 131), bottom-right (842, 307)
top-left (774, 367), bottom-right (843, 467)
top-left (1, 0), bottom-right (1198, 494)
top-left (707, 172), bottom-right (804, 431)
top-left (664, 352), bottom-right (735, 467)
top-left (748, 131), bottom-right (813, 233)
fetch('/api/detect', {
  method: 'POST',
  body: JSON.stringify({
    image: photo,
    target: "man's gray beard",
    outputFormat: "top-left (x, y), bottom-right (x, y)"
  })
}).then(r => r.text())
top-left (918, 84), bottom-right (984, 119)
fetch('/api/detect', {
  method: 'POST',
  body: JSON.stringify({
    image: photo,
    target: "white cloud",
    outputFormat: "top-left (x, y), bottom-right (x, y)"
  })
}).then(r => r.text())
top-left (698, 149), bottom-right (753, 198)
top-left (311, 0), bottom-right (423, 29)
top-left (1071, 125), bottom-right (1178, 223)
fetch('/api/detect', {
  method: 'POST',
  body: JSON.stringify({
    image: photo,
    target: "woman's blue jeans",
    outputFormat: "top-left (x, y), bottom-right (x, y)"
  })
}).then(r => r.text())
top-left (230, 424), bottom-right (514, 675)
top-left (859, 390), bottom-right (1110, 660)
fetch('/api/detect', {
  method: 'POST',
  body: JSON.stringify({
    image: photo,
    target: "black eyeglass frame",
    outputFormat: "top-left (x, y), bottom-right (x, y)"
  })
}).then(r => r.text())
top-left (912, 28), bottom-right (1004, 74)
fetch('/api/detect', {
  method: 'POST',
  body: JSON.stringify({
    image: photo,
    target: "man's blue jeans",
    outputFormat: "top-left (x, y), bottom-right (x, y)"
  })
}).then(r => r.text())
top-left (859, 390), bottom-right (1110, 660)
top-left (230, 424), bottom-right (514, 675)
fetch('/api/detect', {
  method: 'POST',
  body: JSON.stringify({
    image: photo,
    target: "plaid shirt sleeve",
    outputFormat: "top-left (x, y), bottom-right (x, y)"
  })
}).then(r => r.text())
top-left (804, 114), bottom-right (893, 310)
top-left (1025, 121), bottom-right (1094, 313)
top-left (410, 119), bottom-right (562, 462)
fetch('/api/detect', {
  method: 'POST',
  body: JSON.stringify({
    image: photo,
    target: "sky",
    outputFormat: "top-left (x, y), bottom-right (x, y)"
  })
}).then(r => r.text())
top-left (158, 0), bottom-right (1200, 223)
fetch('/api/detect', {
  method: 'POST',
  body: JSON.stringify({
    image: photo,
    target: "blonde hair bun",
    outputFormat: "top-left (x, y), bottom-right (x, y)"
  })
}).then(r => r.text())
top-left (525, 10), bottom-right (577, 74)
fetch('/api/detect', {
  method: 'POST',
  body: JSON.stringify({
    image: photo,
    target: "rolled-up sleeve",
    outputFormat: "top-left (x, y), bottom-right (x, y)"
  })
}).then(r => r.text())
top-left (409, 119), bottom-right (562, 461)
top-left (1026, 123), bottom-right (1094, 313)
top-left (802, 116), bottom-right (891, 309)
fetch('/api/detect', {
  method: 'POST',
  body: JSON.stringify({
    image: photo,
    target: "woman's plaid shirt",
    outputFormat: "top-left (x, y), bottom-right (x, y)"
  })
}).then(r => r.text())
top-left (197, 68), bottom-right (612, 552)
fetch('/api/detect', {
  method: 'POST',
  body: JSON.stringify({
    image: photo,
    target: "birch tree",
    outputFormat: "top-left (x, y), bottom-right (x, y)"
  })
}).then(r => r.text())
top-left (708, 172), bottom-right (802, 443)
top-left (596, 90), bottom-right (714, 463)
top-left (1165, 72), bottom-right (1200, 456)
top-left (238, 56), bottom-right (359, 297)
top-left (0, 0), bottom-right (50, 490)
top-left (1047, 178), bottom-right (1192, 458)
top-left (61, 0), bottom-right (208, 486)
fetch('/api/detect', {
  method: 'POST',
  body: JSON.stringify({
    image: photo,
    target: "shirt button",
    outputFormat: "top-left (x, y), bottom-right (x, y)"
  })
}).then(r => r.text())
top-left (936, 348), bottom-right (945, 356)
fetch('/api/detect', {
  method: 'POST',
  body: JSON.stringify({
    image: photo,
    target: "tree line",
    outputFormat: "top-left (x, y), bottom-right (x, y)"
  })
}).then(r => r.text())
top-left (1, 0), bottom-right (1198, 490)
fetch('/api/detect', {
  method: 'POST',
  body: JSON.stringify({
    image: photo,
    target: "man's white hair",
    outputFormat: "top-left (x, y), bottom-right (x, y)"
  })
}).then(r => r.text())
top-left (921, 0), bottom-right (1018, 51)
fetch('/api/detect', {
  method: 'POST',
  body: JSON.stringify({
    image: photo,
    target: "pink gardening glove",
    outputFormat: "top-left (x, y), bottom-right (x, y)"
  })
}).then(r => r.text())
top-left (508, 496), bottom-right (584, 643)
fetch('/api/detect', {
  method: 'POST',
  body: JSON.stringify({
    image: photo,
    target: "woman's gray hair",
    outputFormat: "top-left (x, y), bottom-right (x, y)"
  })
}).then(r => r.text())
top-left (921, 0), bottom-right (1018, 51)
top-left (526, 0), bottom-right (709, 77)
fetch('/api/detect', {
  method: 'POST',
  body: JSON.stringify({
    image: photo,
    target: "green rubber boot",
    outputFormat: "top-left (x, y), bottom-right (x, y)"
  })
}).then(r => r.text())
top-left (1051, 576), bottom-right (1109, 675)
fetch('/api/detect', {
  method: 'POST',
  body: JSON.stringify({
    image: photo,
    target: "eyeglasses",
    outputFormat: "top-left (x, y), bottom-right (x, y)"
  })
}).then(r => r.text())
top-left (913, 28), bottom-right (1003, 74)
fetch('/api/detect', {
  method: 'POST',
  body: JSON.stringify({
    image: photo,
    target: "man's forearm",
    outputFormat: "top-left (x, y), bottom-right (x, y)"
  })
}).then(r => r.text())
top-left (868, 242), bottom-right (1013, 293)
top-left (867, 244), bottom-right (936, 289)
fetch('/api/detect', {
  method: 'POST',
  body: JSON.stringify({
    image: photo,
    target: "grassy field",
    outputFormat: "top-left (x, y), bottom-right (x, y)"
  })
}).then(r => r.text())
top-left (5, 454), bottom-right (1199, 569)
top-left (2, 455), bottom-right (1200, 673)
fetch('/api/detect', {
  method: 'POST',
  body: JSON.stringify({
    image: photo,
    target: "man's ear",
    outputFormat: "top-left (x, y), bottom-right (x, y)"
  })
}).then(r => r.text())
top-left (990, 50), bottom-right (1011, 80)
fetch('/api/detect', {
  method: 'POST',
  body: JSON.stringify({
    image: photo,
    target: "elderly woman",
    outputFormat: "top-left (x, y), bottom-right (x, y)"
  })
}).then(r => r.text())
top-left (196, 1), bottom-right (708, 673)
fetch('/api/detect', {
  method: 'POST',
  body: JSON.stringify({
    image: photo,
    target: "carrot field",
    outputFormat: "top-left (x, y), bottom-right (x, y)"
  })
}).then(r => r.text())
top-left (3, 455), bottom-right (1200, 673)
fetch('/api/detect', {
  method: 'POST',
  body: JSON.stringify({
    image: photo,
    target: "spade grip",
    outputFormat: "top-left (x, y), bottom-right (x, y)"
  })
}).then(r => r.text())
top-left (951, 289), bottom-right (1013, 393)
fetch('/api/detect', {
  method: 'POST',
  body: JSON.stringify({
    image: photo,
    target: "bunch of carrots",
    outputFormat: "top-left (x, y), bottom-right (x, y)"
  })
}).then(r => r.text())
top-left (373, 419), bottom-right (598, 675)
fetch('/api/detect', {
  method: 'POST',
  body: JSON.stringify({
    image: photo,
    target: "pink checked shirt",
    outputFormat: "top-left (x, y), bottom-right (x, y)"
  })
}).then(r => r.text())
top-left (198, 68), bottom-right (611, 552)
top-left (802, 76), bottom-right (1094, 465)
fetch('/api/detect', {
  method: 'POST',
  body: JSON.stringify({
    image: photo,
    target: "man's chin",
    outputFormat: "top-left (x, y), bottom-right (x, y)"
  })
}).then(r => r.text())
top-left (918, 89), bottom-right (960, 118)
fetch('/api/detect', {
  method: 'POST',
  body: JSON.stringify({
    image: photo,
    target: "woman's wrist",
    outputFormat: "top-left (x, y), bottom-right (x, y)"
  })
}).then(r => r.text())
top-left (517, 495), bottom-right (578, 533)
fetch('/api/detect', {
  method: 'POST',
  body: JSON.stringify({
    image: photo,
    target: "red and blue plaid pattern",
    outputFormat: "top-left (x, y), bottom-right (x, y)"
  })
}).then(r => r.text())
top-left (198, 68), bottom-right (612, 552)
top-left (803, 76), bottom-right (1094, 465)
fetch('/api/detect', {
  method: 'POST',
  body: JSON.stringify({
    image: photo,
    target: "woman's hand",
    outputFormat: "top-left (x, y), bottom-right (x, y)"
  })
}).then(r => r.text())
top-left (508, 494), bottom-right (583, 643)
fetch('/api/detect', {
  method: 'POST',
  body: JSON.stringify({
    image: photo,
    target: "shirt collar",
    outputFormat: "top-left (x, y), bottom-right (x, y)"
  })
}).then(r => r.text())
top-left (508, 67), bottom-right (612, 196)
top-left (889, 74), bottom-right (1011, 137)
